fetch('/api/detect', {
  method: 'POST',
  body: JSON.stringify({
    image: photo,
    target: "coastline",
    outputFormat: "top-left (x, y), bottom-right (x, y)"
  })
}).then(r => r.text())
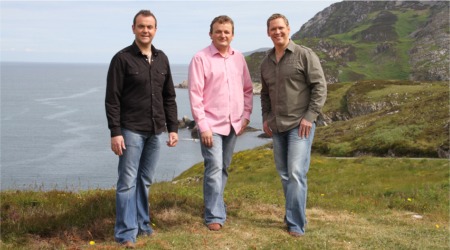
top-left (175, 80), bottom-right (262, 95)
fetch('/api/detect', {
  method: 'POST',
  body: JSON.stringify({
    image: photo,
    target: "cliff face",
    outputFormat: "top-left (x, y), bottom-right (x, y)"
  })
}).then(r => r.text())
top-left (248, 1), bottom-right (449, 83)
top-left (292, 1), bottom-right (434, 39)
top-left (409, 2), bottom-right (449, 81)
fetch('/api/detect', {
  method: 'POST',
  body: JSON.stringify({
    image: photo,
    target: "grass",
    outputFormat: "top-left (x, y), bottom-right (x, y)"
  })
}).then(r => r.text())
top-left (315, 80), bottom-right (449, 157)
top-left (1, 149), bottom-right (448, 249)
top-left (315, 8), bottom-right (431, 82)
top-left (394, 9), bottom-right (429, 38)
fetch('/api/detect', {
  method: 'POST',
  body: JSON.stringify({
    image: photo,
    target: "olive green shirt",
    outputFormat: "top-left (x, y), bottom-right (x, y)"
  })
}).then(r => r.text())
top-left (260, 40), bottom-right (327, 133)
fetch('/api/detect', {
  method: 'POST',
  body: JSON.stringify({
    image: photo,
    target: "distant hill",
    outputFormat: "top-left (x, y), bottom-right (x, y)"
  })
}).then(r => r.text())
top-left (246, 1), bottom-right (449, 83)
top-left (243, 47), bottom-right (271, 56)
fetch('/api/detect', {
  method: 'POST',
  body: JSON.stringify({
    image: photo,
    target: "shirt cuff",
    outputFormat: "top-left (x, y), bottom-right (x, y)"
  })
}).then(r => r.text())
top-left (242, 111), bottom-right (251, 121)
top-left (304, 111), bottom-right (318, 123)
top-left (110, 127), bottom-right (122, 137)
top-left (197, 120), bottom-right (210, 133)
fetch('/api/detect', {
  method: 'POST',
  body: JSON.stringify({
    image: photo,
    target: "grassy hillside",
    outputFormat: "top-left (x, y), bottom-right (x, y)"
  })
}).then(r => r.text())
top-left (316, 80), bottom-right (449, 157)
top-left (1, 152), bottom-right (448, 249)
top-left (324, 9), bottom-right (427, 82)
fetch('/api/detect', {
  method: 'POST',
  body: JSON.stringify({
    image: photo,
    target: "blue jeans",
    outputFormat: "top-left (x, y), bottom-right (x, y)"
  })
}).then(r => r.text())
top-left (200, 129), bottom-right (237, 226)
top-left (114, 128), bottom-right (161, 243)
top-left (272, 124), bottom-right (316, 235)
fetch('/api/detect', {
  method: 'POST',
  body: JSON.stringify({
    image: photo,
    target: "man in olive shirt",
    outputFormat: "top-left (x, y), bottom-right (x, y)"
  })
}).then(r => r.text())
top-left (260, 13), bottom-right (327, 237)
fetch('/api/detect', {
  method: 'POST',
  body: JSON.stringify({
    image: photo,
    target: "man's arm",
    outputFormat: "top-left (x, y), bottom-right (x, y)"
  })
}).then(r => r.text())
top-left (105, 55), bottom-right (124, 137)
top-left (299, 50), bottom-right (327, 138)
top-left (238, 57), bottom-right (254, 136)
top-left (162, 57), bottom-right (179, 134)
top-left (188, 56), bottom-right (213, 147)
top-left (105, 55), bottom-right (126, 154)
top-left (303, 50), bottom-right (327, 123)
top-left (260, 59), bottom-right (273, 137)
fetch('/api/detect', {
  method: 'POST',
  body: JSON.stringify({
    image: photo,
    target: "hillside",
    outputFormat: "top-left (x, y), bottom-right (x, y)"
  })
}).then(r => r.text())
top-left (246, 1), bottom-right (449, 83)
top-left (315, 80), bottom-right (449, 158)
top-left (1, 156), bottom-right (448, 249)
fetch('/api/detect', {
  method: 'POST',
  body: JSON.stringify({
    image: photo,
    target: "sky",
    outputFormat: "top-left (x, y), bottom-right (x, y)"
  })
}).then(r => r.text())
top-left (1, 0), bottom-right (340, 65)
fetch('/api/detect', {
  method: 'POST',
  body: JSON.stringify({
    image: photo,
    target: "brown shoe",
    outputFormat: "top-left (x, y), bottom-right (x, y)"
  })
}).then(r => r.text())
top-left (138, 231), bottom-right (155, 237)
top-left (120, 241), bottom-right (136, 249)
top-left (207, 223), bottom-right (222, 231)
top-left (288, 231), bottom-right (303, 237)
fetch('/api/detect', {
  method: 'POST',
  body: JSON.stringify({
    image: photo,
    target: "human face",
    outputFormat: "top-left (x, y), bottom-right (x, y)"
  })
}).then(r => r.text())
top-left (132, 15), bottom-right (157, 47)
top-left (267, 17), bottom-right (290, 48)
top-left (209, 22), bottom-right (234, 52)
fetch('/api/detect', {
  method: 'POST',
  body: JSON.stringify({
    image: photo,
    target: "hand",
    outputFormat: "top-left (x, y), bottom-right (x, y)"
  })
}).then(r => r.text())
top-left (298, 119), bottom-right (312, 139)
top-left (237, 119), bottom-right (250, 136)
top-left (111, 135), bottom-right (126, 156)
top-left (166, 132), bottom-right (178, 147)
top-left (201, 130), bottom-right (213, 148)
top-left (263, 121), bottom-right (272, 137)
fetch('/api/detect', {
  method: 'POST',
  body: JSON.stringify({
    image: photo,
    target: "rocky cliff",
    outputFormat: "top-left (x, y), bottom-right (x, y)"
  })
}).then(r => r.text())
top-left (247, 1), bottom-right (449, 83)
top-left (314, 80), bottom-right (449, 158)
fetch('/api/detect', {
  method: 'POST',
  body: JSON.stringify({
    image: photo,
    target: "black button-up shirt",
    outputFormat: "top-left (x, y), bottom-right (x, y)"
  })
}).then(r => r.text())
top-left (105, 41), bottom-right (178, 137)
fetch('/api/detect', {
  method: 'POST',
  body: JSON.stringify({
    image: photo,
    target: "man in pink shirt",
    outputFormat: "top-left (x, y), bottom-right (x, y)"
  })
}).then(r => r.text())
top-left (188, 15), bottom-right (253, 231)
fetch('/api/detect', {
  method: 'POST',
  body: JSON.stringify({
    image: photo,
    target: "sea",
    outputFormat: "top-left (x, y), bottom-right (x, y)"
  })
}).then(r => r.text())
top-left (0, 62), bottom-right (269, 191)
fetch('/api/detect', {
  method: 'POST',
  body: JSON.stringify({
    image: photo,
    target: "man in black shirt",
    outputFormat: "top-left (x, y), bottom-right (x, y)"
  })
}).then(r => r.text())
top-left (105, 10), bottom-right (178, 248)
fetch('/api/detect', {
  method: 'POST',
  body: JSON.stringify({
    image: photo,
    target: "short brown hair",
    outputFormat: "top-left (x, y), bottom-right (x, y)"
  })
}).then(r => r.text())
top-left (133, 10), bottom-right (157, 28)
top-left (209, 15), bottom-right (234, 34)
top-left (266, 13), bottom-right (289, 31)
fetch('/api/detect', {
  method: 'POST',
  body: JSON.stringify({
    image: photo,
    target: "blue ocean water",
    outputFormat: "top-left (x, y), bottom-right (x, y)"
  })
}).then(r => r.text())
top-left (0, 62), bottom-right (268, 191)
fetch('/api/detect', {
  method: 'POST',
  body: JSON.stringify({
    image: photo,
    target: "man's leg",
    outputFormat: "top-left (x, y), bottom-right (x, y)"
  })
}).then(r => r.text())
top-left (201, 133), bottom-right (226, 226)
top-left (115, 129), bottom-right (145, 243)
top-left (136, 133), bottom-right (161, 235)
top-left (219, 129), bottom-right (237, 218)
top-left (284, 124), bottom-right (316, 235)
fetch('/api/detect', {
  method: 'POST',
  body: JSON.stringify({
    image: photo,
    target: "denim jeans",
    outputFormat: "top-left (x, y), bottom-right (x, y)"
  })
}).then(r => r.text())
top-left (272, 123), bottom-right (316, 235)
top-left (200, 129), bottom-right (237, 226)
top-left (114, 128), bottom-right (161, 243)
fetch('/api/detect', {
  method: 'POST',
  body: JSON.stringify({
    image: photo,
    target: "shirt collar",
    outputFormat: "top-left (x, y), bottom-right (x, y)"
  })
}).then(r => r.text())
top-left (286, 40), bottom-right (296, 52)
top-left (131, 41), bottom-right (159, 57)
top-left (209, 43), bottom-right (235, 57)
top-left (269, 39), bottom-right (295, 55)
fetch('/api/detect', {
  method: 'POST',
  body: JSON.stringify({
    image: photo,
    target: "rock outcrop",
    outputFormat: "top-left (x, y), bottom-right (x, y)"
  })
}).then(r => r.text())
top-left (247, 1), bottom-right (449, 83)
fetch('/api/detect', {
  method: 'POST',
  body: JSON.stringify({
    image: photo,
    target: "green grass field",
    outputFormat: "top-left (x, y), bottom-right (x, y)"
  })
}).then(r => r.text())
top-left (1, 148), bottom-right (448, 249)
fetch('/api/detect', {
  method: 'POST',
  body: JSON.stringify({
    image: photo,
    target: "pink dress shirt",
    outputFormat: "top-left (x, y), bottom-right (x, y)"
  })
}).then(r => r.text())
top-left (188, 44), bottom-right (253, 136)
